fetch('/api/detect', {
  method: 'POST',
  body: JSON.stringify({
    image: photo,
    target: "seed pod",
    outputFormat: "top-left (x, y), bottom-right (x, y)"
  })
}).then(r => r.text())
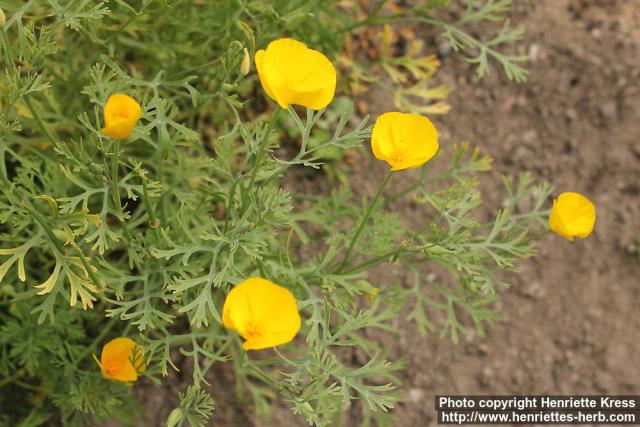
top-left (240, 47), bottom-right (250, 76)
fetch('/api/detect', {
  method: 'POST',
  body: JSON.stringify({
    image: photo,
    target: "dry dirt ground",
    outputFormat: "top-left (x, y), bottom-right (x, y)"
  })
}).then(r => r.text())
top-left (386, 1), bottom-right (640, 425)
top-left (134, 1), bottom-right (640, 426)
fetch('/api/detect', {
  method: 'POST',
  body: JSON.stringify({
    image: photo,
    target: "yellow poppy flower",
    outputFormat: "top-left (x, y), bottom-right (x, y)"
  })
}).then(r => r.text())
top-left (371, 112), bottom-right (439, 171)
top-left (255, 38), bottom-right (336, 110)
top-left (548, 192), bottom-right (596, 241)
top-left (101, 94), bottom-right (142, 140)
top-left (222, 277), bottom-right (301, 351)
top-left (94, 337), bottom-right (145, 382)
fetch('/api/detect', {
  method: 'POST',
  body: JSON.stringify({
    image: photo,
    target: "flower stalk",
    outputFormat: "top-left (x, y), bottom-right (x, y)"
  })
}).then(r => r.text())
top-left (23, 96), bottom-right (58, 146)
top-left (338, 170), bottom-right (393, 271)
top-left (111, 139), bottom-right (121, 213)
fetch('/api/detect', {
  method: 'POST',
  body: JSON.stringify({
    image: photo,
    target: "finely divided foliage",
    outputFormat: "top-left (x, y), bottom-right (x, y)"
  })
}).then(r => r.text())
top-left (0, 1), bottom-right (562, 426)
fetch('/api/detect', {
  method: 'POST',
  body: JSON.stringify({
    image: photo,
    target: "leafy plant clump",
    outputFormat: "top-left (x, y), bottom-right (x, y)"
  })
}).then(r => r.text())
top-left (0, 1), bottom-right (568, 426)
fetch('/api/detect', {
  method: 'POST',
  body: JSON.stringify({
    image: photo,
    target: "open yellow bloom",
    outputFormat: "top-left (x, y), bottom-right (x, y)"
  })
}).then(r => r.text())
top-left (222, 277), bottom-right (301, 351)
top-left (371, 112), bottom-right (439, 171)
top-left (548, 192), bottom-right (596, 241)
top-left (94, 337), bottom-right (145, 382)
top-left (101, 94), bottom-right (142, 140)
top-left (255, 38), bottom-right (336, 110)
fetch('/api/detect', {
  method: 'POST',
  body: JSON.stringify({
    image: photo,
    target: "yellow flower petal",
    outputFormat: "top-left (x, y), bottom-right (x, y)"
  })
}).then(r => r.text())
top-left (255, 38), bottom-right (336, 110)
top-left (548, 192), bottom-right (596, 241)
top-left (222, 277), bottom-right (301, 351)
top-left (98, 337), bottom-right (145, 382)
top-left (255, 49), bottom-right (276, 102)
top-left (371, 112), bottom-right (439, 171)
top-left (101, 94), bottom-right (142, 140)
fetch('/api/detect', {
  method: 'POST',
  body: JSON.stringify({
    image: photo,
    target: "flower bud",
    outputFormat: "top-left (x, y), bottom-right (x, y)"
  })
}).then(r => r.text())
top-left (240, 47), bottom-right (251, 76)
top-left (365, 287), bottom-right (380, 302)
top-left (0, 9), bottom-right (6, 28)
top-left (187, 176), bottom-right (203, 189)
top-left (166, 408), bottom-right (184, 427)
top-left (548, 192), bottom-right (596, 241)
top-left (101, 93), bottom-right (142, 140)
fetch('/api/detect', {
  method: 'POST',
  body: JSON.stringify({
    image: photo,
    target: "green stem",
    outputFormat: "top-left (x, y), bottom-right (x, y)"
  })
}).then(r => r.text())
top-left (338, 171), bottom-right (393, 271)
top-left (1, 29), bottom-right (16, 71)
top-left (273, 347), bottom-right (299, 367)
top-left (24, 96), bottom-right (58, 146)
top-left (0, 369), bottom-right (24, 388)
top-left (22, 198), bottom-right (100, 298)
top-left (239, 108), bottom-right (280, 216)
top-left (525, 229), bottom-right (551, 244)
top-left (384, 167), bottom-right (453, 205)
top-left (13, 380), bottom-right (41, 391)
top-left (111, 139), bottom-right (121, 213)
top-left (247, 108), bottom-right (280, 190)
top-left (72, 244), bottom-right (102, 291)
top-left (0, 290), bottom-right (39, 306)
top-left (341, 248), bottom-right (410, 275)
top-left (23, 199), bottom-right (67, 256)
top-left (76, 315), bottom-right (120, 364)
top-left (140, 173), bottom-right (158, 226)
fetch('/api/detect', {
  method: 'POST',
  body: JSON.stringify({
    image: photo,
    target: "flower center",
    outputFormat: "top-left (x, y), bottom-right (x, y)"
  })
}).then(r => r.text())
top-left (104, 360), bottom-right (124, 377)
top-left (114, 108), bottom-right (132, 119)
top-left (244, 322), bottom-right (262, 339)
top-left (391, 138), bottom-right (406, 163)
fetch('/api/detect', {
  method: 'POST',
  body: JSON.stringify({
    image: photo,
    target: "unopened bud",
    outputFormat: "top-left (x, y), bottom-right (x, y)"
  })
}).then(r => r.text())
top-left (187, 176), bottom-right (202, 189)
top-left (165, 408), bottom-right (184, 427)
top-left (0, 9), bottom-right (6, 27)
top-left (240, 48), bottom-right (251, 76)
top-left (365, 287), bottom-right (380, 302)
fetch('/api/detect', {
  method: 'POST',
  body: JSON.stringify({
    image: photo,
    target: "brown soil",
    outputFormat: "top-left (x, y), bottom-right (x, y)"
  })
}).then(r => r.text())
top-left (132, 1), bottom-right (640, 426)
top-left (385, 1), bottom-right (640, 425)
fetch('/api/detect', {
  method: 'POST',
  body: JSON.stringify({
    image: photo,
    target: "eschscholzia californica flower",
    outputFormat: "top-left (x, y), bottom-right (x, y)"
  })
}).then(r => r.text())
top-left (222, 277), bottom-right (301, 351)
top-left (255, 38), bottom-right (336, 110)
top-left (548, 192), bottom-right (596, 241)
top-left (94, 337), bottom-right (145, 382)
top-left (101, 94), bottom-right (142, 140)
top-left (371, 112), bottom-right (439, 171)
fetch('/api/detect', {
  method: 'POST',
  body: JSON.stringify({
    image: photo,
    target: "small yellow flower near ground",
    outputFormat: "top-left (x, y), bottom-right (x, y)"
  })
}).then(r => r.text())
top-left (255, 38), bottom-right (336, 110)
top-left (371, 112), bottom-right (439, 171)
top-left (222, 277), bottom-right (301, 351)
top-left (94, 337), bottom-right (145, 382)
top-left (101, 94), bottom-right (142, 140)
top-left (548, 192), bottom-right (596, 241)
